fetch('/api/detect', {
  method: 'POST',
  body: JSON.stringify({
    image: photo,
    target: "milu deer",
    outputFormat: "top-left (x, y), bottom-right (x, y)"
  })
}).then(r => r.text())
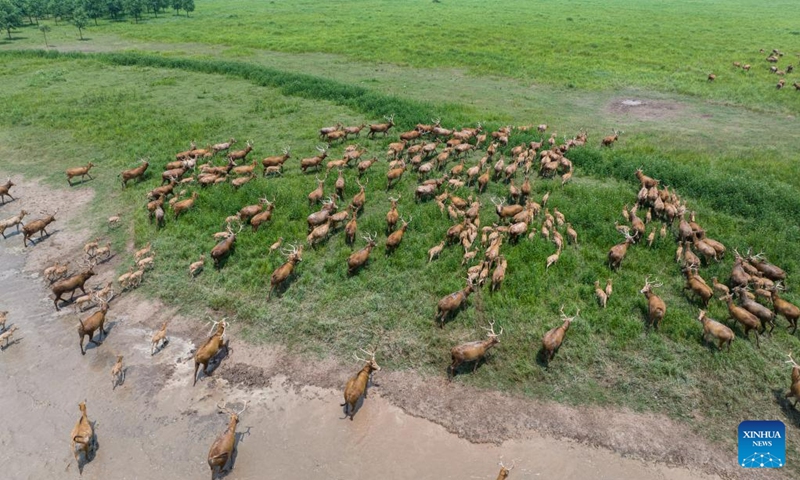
top-left (341, 347), bottom-right (381, 420)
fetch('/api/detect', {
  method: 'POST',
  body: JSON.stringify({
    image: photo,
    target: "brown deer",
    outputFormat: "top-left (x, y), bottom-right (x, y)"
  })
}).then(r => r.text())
top-left (208, 401), bottom-right (248, 479)
top-left (542, 306), bottom-right (579, 363)
top-left (66, 162), bottom-right (95, 185)
top-left (341, 347), bottom-right (381, 420)
top-left (723, 293), bottom-right (760, 348)
top-left (785, 353), bottom-right (800, 408)
top-left (269, 244), bottom-right (303, 300)
top-left (193, 319), bottom-right (230, 386)
top-left (385, 216), bottom-right (410, 253)
top-left (367, 114), bottom-right (395, 138)
top-left (70, 401), bottom-right (96, 474)
top-left (211, 222), bottom-right (243, 269)
top-left (300, 146), bottom-right (329, 173)
top-left (172, 192), bottom-right (198, 220)
top-left (119, 159), bottom-right (149, 187)
top-left (347, 233), bottom-right (378, 275)
top-left (771, 283), bottom-right (800, 334)
top-left (227, 140), bottom-right (253, 162)
top-left (434, 280), bottom-right (476, 328)
top-left (78, 296), bottom-right (109, 355)
top-left (449, 320), bottom-right (502, 378)
top-left (0, 178), bottom-right (15, 204)
top-left (261, 147), bottom-right (291, 174)
top-left (640, 277), bottom-right (666, 330)
top-left (22, 210), bottom-right (57, 247)
top-left (697, 310), bottom-right (734, 350)
top-left (52, 262), bottom-right (95, 311)
top-left (607, 232), bottom-right (635, 270)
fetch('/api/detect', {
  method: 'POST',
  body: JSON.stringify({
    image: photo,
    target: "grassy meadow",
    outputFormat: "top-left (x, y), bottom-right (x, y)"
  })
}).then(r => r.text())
top-left (4, 0), bottom-right (799, 113)
top-left (1, 0), bottom-right (800, 466)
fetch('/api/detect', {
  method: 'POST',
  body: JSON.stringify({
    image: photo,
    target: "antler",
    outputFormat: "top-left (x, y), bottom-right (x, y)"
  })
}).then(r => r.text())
top-left (787, 352), bottom-right (799, 368)
top-left (482, 320), bottom-right (502, 337)
top-left (499, 461), bottom-right (516, 471)
top-left (236, 401), bottom-right (248, 415)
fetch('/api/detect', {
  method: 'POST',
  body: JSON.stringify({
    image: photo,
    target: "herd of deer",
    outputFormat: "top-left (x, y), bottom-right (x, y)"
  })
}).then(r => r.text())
top-left (710, 48), bottom-right (800, 90)
top-left (3, 111), bottom-right (800, 478)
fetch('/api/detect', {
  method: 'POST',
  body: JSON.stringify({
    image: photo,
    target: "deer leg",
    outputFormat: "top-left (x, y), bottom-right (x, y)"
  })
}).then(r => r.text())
top-left (193, 361), bottom-right (200, 386)
top-left (80, 336), bottom-right (86, 355)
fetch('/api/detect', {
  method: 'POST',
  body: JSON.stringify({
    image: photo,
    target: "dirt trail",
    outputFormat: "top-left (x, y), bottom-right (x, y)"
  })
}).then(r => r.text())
top-left (0, 175), bottom-right (739, 479)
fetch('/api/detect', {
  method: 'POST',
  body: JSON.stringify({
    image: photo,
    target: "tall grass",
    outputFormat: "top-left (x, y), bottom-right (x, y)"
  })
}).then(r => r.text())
top-left (1, 53), bottom-right (800, 467)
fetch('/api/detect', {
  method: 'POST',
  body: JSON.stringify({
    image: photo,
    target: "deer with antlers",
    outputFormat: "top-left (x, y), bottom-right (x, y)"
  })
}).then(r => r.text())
top-left (347, 233), bottom-right (378, 275)
top-left (208, 401), bottom-right (248, 479)
top-left (449, 321), bottom-right (503, 378)
top-left (785, 353), bottom-right (800, 409)
top-left (193, 319), bottom-right (230, 386)
top-left (269, 244), bottom-right (303, 300)
top-left (640, 277), bottom-right (666, 330)
top-left (385, 216), bottom-right (411, 253)
top-left (227, 140), bottom-right (253, 163)
top-left (341, 346), bottom-right (381, 420)
top-left (300, 146), bottom-right (329, 173)
top-left (211, 222), bottom-right (243, 269)
top-left (308, 175), bottom-right (326, 206)
top-left (367, 114), bottom-right (395, 138)
top-left (119, 159), bottom-right (149, 188)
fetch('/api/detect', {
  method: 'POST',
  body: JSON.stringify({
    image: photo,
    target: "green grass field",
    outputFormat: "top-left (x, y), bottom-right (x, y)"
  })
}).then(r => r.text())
top-left (2, 0), bottom-right (800, 467)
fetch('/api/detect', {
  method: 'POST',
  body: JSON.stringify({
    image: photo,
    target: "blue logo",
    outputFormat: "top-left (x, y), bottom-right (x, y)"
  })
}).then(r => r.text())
top-left (738, 420), bottom-right (786, 468)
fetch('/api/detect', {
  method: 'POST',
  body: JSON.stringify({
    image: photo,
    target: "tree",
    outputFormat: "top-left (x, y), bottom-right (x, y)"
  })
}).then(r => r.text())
top-left (170, 0), bottom-right (178, 15)
top-left (105, 0), bottom-right (122, 20)
top-left (72, 5), bottom-right (87, 38)
top-left (81, 0), bottom-right (104, 25)
top-left (147, 0), bottom-right (164, 17)
top-left (38, 22), bottom-right (49, 45)
top-left (124, 0), bottom-right (143, 23)
top-left (28, 0), bottom-right (47, 25)
top-left (0, 0), bottom-right (23, 39)
top-left (49, 0), bottom-right (72, 25)
top-left (181, 0), bottom-right (191, 17)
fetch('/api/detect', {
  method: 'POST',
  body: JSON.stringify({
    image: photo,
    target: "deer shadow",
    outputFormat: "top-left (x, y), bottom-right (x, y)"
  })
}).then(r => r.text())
top-left (68, 177), bottom-right (94, 187)
top-left (1, 227), bottom-right (23, 239)
top-left (151, 338), bottom-right (169, 356)
top-left (0, 335), bottom-right (22, 351)
top-left (0, 197), bottom-right (17, 206)
top-left (26, 228), bottom-right (60, 247)
top-left (535, 346), bottom-right (552, 368)
top-left (200, 343), bottom-right (231, 380)
top-left (82, 321), bottom-right (119, 353)
top-left (94, 253), bottom-right (117, 265)
top-left (447, 357), bottom-right (488, 380)
top-left (271, 272), bottom-right (299, 298)
top-left (75, 421), bottom-right (99, 475)
top-left (772, 389), bottom-right (800, 427)
top-left (340, 379), bottom-right (377, 420)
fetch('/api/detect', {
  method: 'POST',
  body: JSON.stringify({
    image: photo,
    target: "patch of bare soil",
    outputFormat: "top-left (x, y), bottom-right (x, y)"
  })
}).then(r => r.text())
top-left (0, 172), bottom-right (780, 479)
top-left (607, 98), bottom-right (687, 121)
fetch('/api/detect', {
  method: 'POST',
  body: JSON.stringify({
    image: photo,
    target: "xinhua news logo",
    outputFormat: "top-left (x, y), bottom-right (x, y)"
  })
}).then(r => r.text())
top-left (738, 420), bottom-right (786, 468)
